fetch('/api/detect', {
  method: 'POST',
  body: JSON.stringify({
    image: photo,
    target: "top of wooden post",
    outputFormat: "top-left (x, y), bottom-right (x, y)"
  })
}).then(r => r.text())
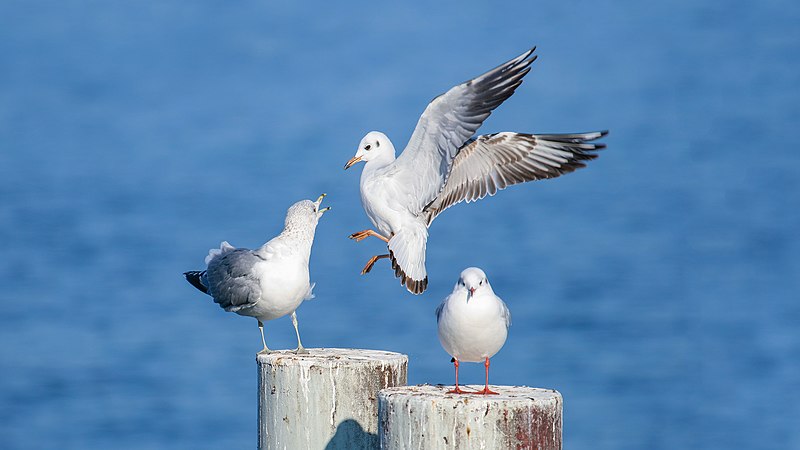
top-left (380, 384), bottom-right (561, 403)
top-left (256, 347), bottom-right (408, 367)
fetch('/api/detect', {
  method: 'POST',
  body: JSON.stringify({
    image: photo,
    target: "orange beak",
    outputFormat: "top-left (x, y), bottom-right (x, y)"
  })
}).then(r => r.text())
top-left (344, 155), bottom-right (363, 170)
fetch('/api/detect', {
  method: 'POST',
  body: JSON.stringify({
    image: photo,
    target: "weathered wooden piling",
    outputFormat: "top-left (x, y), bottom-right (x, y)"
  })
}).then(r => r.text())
top-left (257, 348), bottom-right (407, 450)
top-left (378, 384), bottom-right (562, 450)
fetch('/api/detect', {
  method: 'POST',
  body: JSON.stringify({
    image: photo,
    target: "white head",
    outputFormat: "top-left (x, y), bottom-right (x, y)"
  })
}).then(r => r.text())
top-left (455, 267), bottom-right (492, 300)
top-left (343, 131), bottom-right (395, 170)
top-left (284, 193), bottom-right (331, 232)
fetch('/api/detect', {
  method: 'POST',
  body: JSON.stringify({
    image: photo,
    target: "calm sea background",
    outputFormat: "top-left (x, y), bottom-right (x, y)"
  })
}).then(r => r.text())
top-left (1, 1), bottom-right (798, 449)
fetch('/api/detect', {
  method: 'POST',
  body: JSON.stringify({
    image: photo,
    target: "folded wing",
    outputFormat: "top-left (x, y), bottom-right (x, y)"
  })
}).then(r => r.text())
top-left (205, 248), bottom-right (265, 312)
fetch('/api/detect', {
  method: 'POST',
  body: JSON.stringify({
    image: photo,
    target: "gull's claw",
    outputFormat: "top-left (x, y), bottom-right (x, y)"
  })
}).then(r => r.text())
top-left (476, 387), bottom-right (499, 395)
top-left (447, 386), bottom-right (480, 394)
top-left (349, 229), bottom-right (390, 243)
top-left (350, 231), bottom-right (369, 242)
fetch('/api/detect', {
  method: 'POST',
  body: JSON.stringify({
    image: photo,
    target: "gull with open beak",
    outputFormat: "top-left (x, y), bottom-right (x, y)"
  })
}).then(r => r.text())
top-left (344, 46), bottom-right (607, 294)
top-left (436, 267), bottom-right (510, 395)
top-left (184, 194), bottom-right (330, 354)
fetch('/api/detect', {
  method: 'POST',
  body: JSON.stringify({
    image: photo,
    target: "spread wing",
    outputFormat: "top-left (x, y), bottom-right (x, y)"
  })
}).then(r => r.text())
top-left (205, 247), bottom-right (265, 312)
top-left (393, 47), bottom-right (538, 214)
top-left (421, 131), bottom-right (607, 224)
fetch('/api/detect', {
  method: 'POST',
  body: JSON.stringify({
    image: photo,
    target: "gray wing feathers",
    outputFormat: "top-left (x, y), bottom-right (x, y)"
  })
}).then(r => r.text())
top-left (397, 47), bottom-right (538, 214)
top-left (500, 298), bottom-right (512, 328)
top-left (422, 130), bottom-right (607, 224)
top-left (435, 301), bottom-right (445, 323)
top-left (205, 248), bottom-right (264, 312)
top-left (304, 282), bottom-right (316, 300)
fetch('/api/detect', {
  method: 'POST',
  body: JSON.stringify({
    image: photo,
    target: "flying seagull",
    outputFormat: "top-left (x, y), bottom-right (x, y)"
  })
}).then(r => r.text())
top-left (184, 194), bottom-right (330, 354)
top-left (343, 46), bottom-right (607, 294)
top-left (436, 267), bottom-right (510, 395)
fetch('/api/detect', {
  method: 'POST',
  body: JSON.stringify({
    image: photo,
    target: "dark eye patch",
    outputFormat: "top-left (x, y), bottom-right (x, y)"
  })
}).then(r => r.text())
top-left (365, 144), bottom-right (371, 151)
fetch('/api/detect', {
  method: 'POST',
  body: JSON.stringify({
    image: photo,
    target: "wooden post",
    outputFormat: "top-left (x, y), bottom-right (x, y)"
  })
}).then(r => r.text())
top-left (257, 348), bottom-right (407, 450)
top-left (378, 385), bottom-right (562, 450)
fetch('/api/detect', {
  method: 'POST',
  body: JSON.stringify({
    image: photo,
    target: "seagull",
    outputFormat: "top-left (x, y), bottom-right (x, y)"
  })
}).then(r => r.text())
top-left (343, 46), bottom-right (607, 294)
top-left (183, 194), bottom-right (330, 355)
top-left (436, 267), bottom-right (510, 395)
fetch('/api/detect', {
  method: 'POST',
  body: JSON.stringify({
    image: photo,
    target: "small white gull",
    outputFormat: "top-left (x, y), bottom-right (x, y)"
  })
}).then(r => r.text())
top-left (436, 267), bottom-right (510, 395)
top-left (344, 46), bottom-right (607, 294)
top-left (184, 194), bottom-right (330, 354)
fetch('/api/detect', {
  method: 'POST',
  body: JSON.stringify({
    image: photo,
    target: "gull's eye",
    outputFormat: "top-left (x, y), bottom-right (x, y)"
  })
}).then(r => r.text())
top-left (365, 144), bottom-right (371, 151)
top-left (376, 141), bottom-right (380, 147)
top-left (479, 280), bottom-right (484, 286)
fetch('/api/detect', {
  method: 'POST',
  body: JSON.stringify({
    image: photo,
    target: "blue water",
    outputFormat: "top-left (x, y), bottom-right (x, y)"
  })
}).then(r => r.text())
top-left (1, 1), bottom-right (799, 448)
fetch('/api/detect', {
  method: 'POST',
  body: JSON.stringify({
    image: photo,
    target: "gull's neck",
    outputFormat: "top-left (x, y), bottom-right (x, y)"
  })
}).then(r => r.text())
top-left (281, 222), bottom-right (317, 243)
top-left (256, 221), bottom-right (317, 261)
top-left (361, 140), bottom-right (397, 178)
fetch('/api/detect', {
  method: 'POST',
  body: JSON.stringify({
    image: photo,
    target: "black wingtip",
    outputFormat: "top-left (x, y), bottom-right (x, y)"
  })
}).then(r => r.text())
top-left (523, 46), bottom-right (537, 59)
top-left (522, 47), bottom-right (538, 66)
top-left (184, 270), bottom-right (209, 294)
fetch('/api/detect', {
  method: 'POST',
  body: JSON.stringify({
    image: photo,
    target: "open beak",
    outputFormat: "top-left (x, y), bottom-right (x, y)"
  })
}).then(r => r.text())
top-left (344, 155), bottom-right (362, 170)
top-left (315, 193), bottom-right (331, 214)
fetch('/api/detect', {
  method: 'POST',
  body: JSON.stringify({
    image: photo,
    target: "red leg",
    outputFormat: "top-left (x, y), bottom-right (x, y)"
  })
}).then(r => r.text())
top-left (447, 358), bottom-right (467, 394)
top-left (477, 357), bottom-right (499, 395)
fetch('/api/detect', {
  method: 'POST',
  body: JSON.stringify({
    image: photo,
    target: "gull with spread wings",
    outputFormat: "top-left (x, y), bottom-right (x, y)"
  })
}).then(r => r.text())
top-left (344, 46), bottom-right (607, 294)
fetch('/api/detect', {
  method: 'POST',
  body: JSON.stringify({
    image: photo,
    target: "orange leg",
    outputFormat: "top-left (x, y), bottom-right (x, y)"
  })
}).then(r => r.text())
top-left (477, 357), bottom-right (499, 395)
top-left (349, 229), bottom-right (389, 243)
top-left (361, 254), bottom-right (390, 275)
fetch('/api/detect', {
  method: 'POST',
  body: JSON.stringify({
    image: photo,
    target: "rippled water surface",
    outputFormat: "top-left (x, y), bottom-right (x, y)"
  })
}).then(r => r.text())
top-left (1, 1), bottom-right (798, 448)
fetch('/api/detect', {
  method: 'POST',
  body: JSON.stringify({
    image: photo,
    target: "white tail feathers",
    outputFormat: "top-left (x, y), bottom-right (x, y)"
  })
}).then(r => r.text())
top-left (387, 221), bottom-right (429, 294)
